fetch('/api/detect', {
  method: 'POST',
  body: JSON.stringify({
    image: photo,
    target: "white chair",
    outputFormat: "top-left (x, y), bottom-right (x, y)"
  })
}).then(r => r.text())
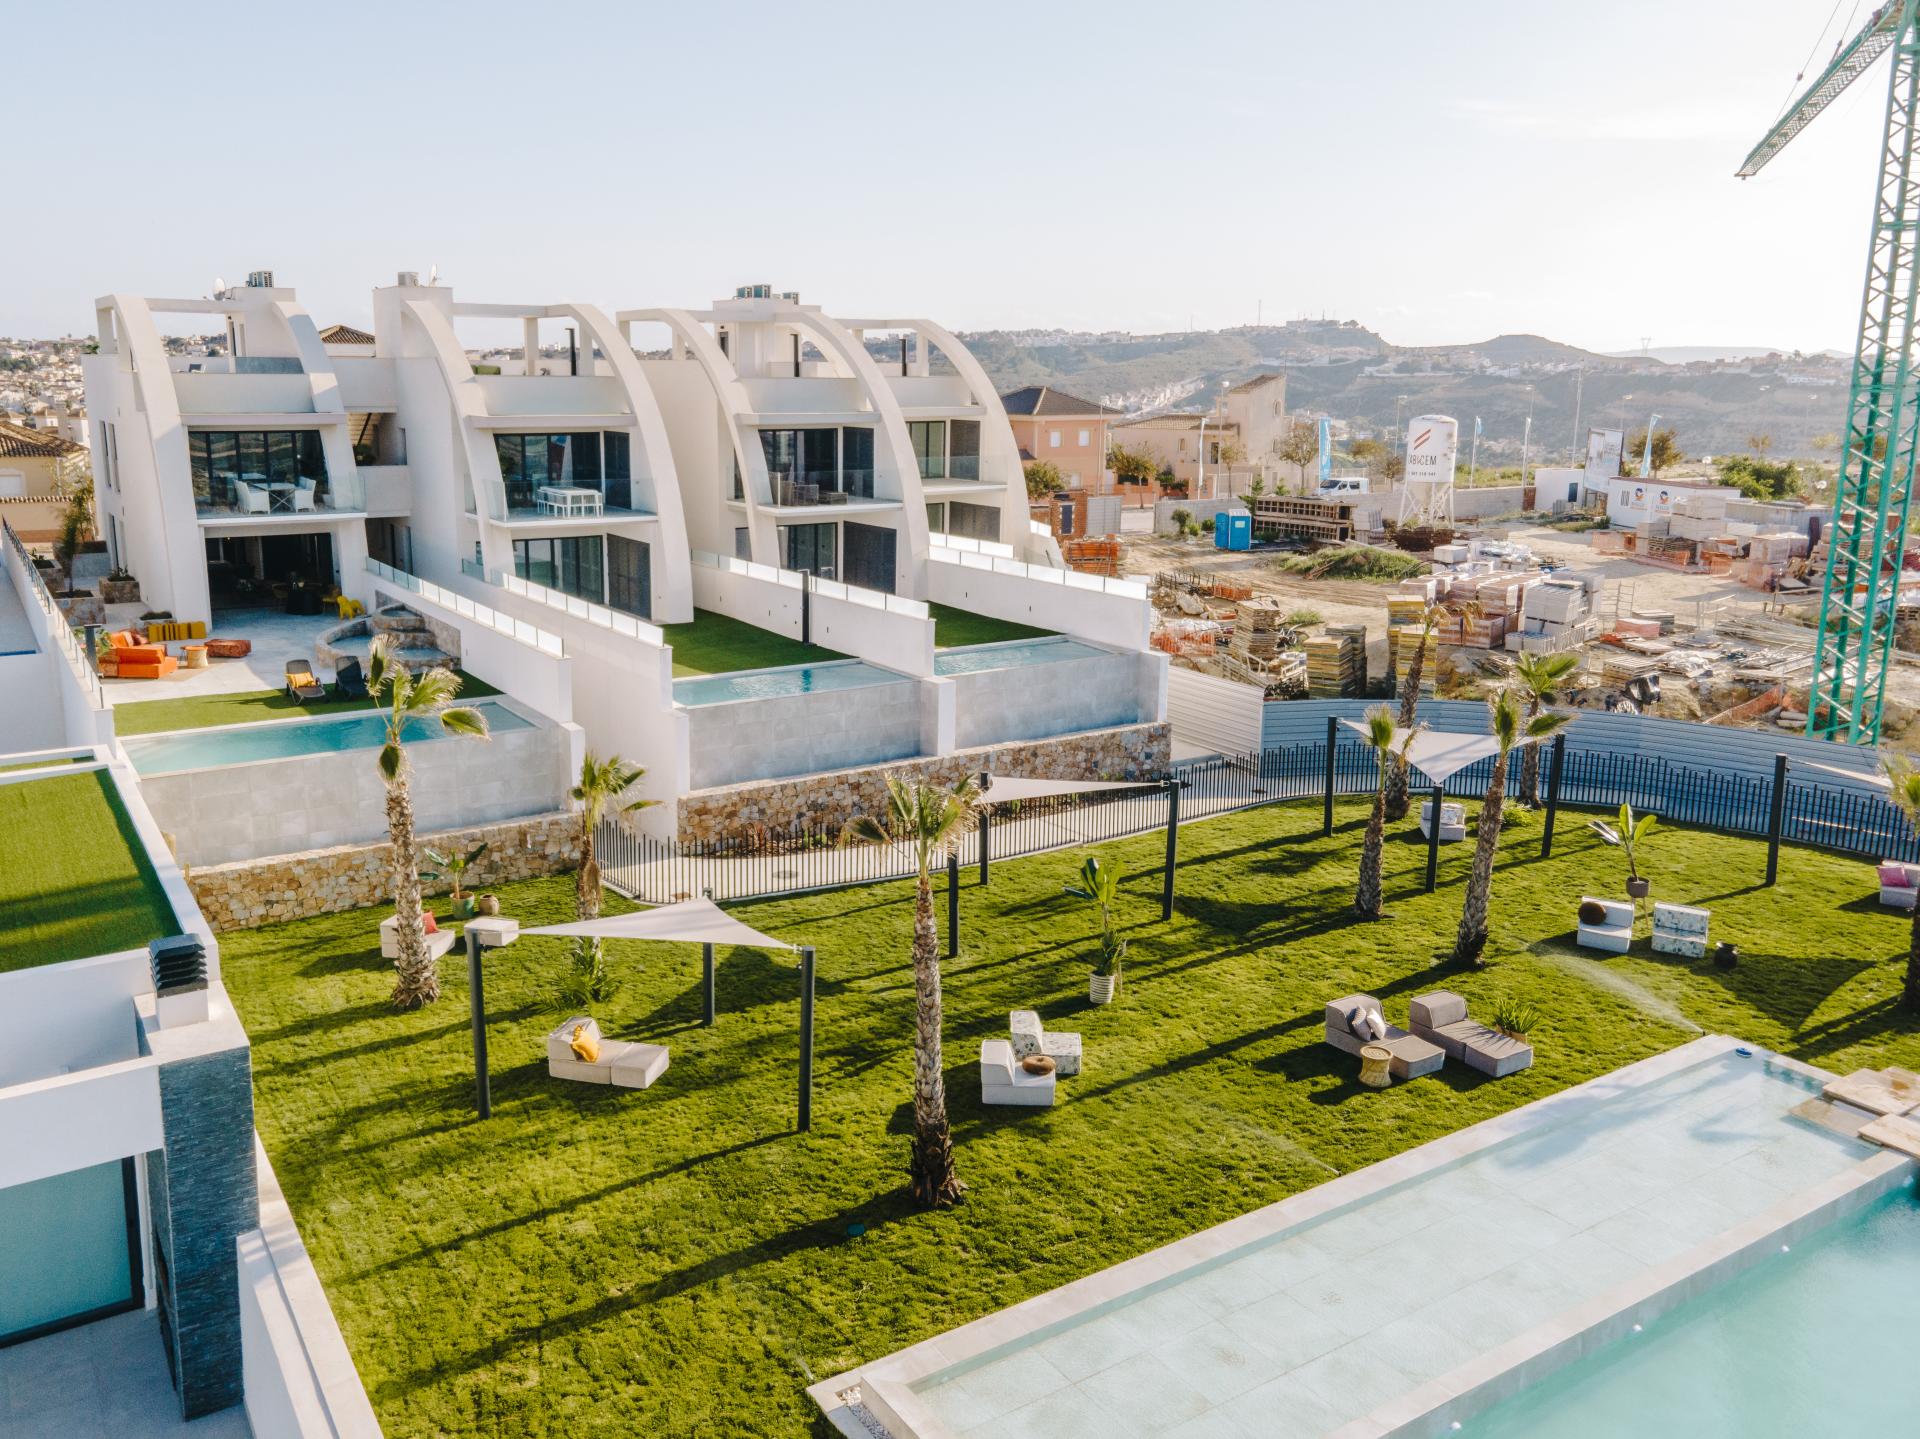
top-left (981, 1039), bottom-right (1055, 1106)
top-left (1651, 902), bottom-right (1710, 959)
top-left (1009, 1008), bottom-right (1083, 1077)
top-left (1418, 799), bottom-right (1467, 842)
top-left (378, 913), bottom-right (456, 962)
top-left (545, 1016), bottom-right (669, 1089)
top-left (1878, 861), bottom-right (1919, 910)
top-left (291, 479), bottom-right (317, 512)
top-left (235, 481), bottom-right (270, 515)
top-left (1576, 896), bottom-right (1635, 954)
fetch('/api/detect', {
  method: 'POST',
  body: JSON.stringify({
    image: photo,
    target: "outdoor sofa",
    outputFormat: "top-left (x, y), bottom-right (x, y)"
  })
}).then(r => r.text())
top-left (1409, 990), bottom-right (1533, 1077)
top-left (1879, 861), bottom-right (1919, 911)
top-left (546, 1015), bottom-right (670, 1089)
top-left (1418, 798), bottom-right (1467, 843)
top-left (1008, 1009), bottom-right (1081, 1077)
top-left (1576, 896), bottom-right (1634, 953)
top-left (1323, 993), bottom-right (1444, 1080)
top-left (379, 912), bottom-right (456, 963)
top-left (981, 1039), bottom-right (1056, 1106)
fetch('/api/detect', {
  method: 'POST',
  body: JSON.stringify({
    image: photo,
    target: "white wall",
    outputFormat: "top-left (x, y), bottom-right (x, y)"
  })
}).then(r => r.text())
top-left (806, 578), bottom-right (934, 677)
top-left (1166, 666), bottom-right (1265, 756)
top-left (0, 948), bottom-right (149, 1088)
top-left (0, 1058), bottom-right (162, 1191)
top-left (947, 647), bottom-right (1156, 749)
top-left (926, 548), bottom-right (1154, 653)
top-left (690, 553), bottom-right (805, 635)
top-left (4, 529), bottom-right (114, 748)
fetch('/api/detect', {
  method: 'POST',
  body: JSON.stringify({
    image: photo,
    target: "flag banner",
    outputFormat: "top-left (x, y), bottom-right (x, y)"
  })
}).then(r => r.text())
top-left (1317, 417), bottom-right (1332, 484)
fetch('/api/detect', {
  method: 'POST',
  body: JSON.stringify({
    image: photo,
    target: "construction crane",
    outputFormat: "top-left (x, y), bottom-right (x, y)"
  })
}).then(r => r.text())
top-left (1739, 2), bottom-right (1915, 744)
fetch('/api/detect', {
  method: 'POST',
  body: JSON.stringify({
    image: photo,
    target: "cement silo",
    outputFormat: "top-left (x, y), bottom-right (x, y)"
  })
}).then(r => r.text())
top-left (1404, 415), bottom-right (1458, 525)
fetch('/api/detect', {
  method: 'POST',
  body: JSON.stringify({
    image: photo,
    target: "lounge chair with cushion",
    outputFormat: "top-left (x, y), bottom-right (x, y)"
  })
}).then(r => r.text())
top-left (1409, 991), bottom-right (1534, 1077)
top-left (1576, 896), bottom-right (1634, 953)
top-left (1323, 993), bottom-right (1444, 1080)
top-left (1879, 861), bottom-right (1919, 911)
top-left (285, 659), bottom-right (325, 701)
top-left (1419, 798), bottom-right (1468, 842)
top-left (379, 911), bottom-right (456, 963)
top-left (105, 630), bottom-right (177, 680)
top-left (1008, 1008), bottom-right (1082, 1077)
top-left (545, 1016), bottom-right (670, 1089)
top-left (333, 656), bottom-right (370, 700)
top-left (981, 1039), bottom-right (1056, 1106)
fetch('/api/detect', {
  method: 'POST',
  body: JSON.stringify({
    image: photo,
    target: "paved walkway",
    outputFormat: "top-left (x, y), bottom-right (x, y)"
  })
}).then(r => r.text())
top-left (0, 1309), bottom-right (250, 1438)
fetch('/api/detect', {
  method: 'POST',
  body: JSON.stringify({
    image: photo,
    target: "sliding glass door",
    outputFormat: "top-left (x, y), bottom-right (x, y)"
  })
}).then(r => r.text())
top-left (779, 522), bottom-right (836, 578)
top-left (607, 535), bottom-right (650, 619)
top-left (512, 536), bottom-right (606, 602)
top-left (0, 1159), bottom-right (142, 1345)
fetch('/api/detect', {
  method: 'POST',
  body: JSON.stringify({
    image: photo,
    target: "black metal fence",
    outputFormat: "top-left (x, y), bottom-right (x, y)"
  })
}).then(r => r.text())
top-left (596, 736), bottom-right (1912, 904)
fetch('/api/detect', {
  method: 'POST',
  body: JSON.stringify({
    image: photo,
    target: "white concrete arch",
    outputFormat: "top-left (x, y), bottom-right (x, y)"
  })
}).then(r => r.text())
top-left (400, 299), bottom-right (519, 576)
top-left (895, 317), bottom-right (1033, 554)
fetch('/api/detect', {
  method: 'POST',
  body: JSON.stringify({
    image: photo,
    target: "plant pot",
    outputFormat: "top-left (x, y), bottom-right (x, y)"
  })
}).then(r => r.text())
top-left (1714, 942), bottom-right (1739, 970)
top-left (450, 895), bottom-right (478, 920)
top-left (54, 591), bottom-right (104, 626)
top-left (1626, 878), bottom-right (1651, 899)
top-left (1089, 972), bottom-right (1119, 1005)
top-left (476, 893), bottom-right (501, 917)
top-left (100, 578), bottom-right (141, 604)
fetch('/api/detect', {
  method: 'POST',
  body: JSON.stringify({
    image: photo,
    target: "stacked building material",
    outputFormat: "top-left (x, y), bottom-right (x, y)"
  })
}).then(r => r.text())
top-left (1395, 576), bottom-right (1438, 603)
top-left (1227, 598), bottom-right (1288, 667)
top-left (1632, 609), bottom-right (1677, 635)
top-left (1389, 626), bottom-right (1438, 690)
top-left (1386, 595), bottom-right (1430, 627)
top-left (1062, 538), bottom-right (1121, 575)
top-left (1305, 628), bottom-right (1366, 696)
top-left (1502, 578), bottom-right (1595, 654)
top-left (1612, 617), bottom-right (1663, 641)
top-left (1249, 495), bottom-right (1355, 544)
top-left (1458, 611), bottom-right (1508, 649)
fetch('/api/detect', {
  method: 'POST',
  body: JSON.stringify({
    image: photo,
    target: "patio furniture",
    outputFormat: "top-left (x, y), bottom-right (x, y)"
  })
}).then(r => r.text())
top-left (265, 481), bottom-right (295, 513)
top-left (1358, 1043), bottom-right (1394, 1088)
top-left (1008, 1008), bottom-right (1082, 1077)
top-left (1576, 896), bottom-right (1634, 953)
top-left (1878, 861), bottom-right (1919, 910)
top-left (333, 656), bottom-right (369, 700)
top-left (105, 630), bottom-right (176, 680)
top-left (204, 637), bottom-right (252, 658)
top-left (285, 659), bottom-right (325, 701)
top-left (1323, 993), bottom-right (1444, 1080)
top-left (332, 595), bottom-right (365, 620)
top-left (545, 1015), bottom-right (670, 1089)
top-left (536, 484), bottom-right (604, 517)
top-left (378, 912), bottom-right (456, 963)
top-left (1418, 798), bottom-right (1467, 843)
top-left (1409, 991), bottom-right (1535, 1077)
top-left (182, 644), bottom-right (209, 670)
top-left (980, 1038), bottom-right (1055, 1106)
top-left (1651, 902), bottom-right (1710, 959)
top-left (234, 481), bottom-right (271, 515)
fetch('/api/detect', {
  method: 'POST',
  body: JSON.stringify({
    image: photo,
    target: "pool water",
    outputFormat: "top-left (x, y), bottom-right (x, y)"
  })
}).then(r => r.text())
top-left (934, 636), bottom-right (1109, 676)
top-left (123, 698), bottom-right (532, 775)
top-left (909, 1056), bottom-right (1876, 1439)
top-left (1459, 1184), bottom-right (1920, 1438)
top-left (672, 660), bottom-right (910, 707)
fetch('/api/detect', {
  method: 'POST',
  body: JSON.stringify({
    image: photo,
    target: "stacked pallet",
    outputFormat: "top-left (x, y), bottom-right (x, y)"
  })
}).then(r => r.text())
top-left (1386, 595), bottom-right (1429, 627)
top-left (1063, 538), bottom-right (1120, 576)
top-left (1228, 599), bottom-right (1290, 668)
top-left (1250, 495), bottom-right (1355, 544)
top-left (1304, 628), bottom-right (1365, 697)
top-left (1388, 626), bottom-right (1438, 691)
top-left (1458, 611), bottom-right (1508, 649)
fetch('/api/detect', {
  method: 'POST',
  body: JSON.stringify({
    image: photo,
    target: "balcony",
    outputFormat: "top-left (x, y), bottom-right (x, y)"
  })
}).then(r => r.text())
top-left (764, 471), bottom-right (879, 508)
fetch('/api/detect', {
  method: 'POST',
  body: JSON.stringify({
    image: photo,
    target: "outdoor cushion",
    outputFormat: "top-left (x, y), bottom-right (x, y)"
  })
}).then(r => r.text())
top-left (1410, 991), bottom-right (1468, 1030)
top-left (1879, 862), bottom-right (1915, 887)
top-left (1364, 1009), bottom-right (1388, 1041)
top-left (570, 1024), bottom-right (600, 1063)
top-left (1009, 1009), bottom-right (1044, 1059)
top-left (1578, 899), bottom-right (1609, 926)
top-left (1346, 1005), bottom-right (1369, 1038)
top-left (422, 912), bottom-right (438, 935)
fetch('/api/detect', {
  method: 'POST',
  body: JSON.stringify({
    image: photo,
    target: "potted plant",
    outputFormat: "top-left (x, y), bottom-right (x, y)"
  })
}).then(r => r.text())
top-left (1064, 856), bottom-right (1127, 1004)
top-left (421, 842), bottom-right (488, 918)
top-left (1588, 803), bottom-right (1657, 898)
top-left (100, 568), bottom-right (141, 605)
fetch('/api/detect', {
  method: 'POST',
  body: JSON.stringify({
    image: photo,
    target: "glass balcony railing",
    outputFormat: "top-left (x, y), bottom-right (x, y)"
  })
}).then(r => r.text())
top-left (766, 468), bottom-right (877, 505)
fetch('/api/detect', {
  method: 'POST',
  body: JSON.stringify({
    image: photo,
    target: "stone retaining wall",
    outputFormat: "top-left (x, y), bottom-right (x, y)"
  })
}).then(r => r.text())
top-left (675, 721), bottom-right (1169, 845)
top-left (187, 810), bottom-right (580, 931)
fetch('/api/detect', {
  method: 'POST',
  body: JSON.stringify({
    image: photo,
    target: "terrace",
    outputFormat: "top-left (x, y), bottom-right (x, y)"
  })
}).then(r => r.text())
top-left (217, 798), bottom-right (1920, 1438)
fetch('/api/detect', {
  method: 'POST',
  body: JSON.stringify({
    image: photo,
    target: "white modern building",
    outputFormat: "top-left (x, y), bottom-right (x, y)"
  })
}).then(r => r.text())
top-left (84, 272), bottom-right (1168, 842)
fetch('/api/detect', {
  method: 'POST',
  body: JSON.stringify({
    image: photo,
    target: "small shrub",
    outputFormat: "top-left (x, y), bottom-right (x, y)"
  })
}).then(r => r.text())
top-left (1283, 607), bottom-right (1323, 628)
top-left (1273, 546), bottom-right (1429, 583)
top-left (1489, 997), bottom-right (1540, 1039)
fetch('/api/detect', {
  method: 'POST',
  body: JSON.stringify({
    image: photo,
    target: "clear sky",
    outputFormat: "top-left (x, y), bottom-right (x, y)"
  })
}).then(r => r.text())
top-left (0, 0), bottom-right (1889, 352)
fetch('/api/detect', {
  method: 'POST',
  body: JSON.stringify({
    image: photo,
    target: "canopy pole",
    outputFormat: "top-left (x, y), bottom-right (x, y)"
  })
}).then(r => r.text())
top-left (946, 850), bottom-right (960, 958)
top-left (1162, 778), bottom-right (1180, 921)
top-left (798, 946), bottom-right (816, 1133)
top-left (1425, 780), bottom-right (1444, 893)
top-left (702, 943), bottom-right (716, 1026)
top-left (466, 928), bottom-right (492, 1120)
top-left (1323, 716), bottom-right (1338, 836)
top-left (978, 806), bottom-right (991, 886)
top-left (1540, 734), bottom-right (1566, 859)
top-left (1766, 753), bottom-right (1789, 886)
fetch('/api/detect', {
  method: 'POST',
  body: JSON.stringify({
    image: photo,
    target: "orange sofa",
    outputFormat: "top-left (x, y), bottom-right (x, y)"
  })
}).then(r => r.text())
top-left (106, 629), bottom-right (178, 681)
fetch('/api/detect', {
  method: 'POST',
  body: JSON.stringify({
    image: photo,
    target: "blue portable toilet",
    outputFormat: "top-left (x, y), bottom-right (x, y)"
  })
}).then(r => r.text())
top-left (1214, 508), bottom-right (1252, 551)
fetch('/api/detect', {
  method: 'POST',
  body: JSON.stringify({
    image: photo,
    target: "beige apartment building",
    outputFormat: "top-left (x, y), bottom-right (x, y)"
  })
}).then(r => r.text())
top-left (1000, 386), bottom-right (1119, 492)
top-left (1113, 372), bottom-right (1299, 497)
top-left (0, 419), bottom-right (89, 542)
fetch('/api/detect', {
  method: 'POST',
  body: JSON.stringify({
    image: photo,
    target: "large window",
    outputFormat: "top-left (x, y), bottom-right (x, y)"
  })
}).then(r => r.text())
top-left (843, 521), bottom-right (897, 593)
top-left (0, 1158), bottom-right (142, 1345)
top-left (513, 535), bottom-right (605, 602)
top-left (950, 419), bottom-right (980, 481)
top-left (909, 420), bottom-right (946, 480)
top-left (842, 427), bottom-right (874, 497)
top-left (188, 429), bottom-right (326, 510)
top-left (779, 522), bottom-right (836, 578)
top-left (607, 535), bottom-right (650, 619)
top-left (758, 428), bottom-right (875, 501)
top-left (494, 433), bottom-right (635, 512)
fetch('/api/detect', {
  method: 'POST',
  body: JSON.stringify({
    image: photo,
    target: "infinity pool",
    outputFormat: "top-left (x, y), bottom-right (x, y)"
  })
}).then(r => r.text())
top-left (673, 660), bottom-right (910, 707)
top-left (934, 636), bottom-right (1109, 676)
top-left (1461, 1183), bottom-right (1920, 1438)
top-left (123, 698), bottom-right (533, 775)
top-left (901, 1053), bottom-right (1879, 1439)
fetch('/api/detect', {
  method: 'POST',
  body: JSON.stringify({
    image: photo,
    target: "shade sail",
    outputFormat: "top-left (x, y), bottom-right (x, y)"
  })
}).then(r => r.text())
top-left (1339, 721), bottom-right (1547, 786)
top-left (1797, 758), bottom-right (1891, 791)
top-left (522, 897), bottom-right (794, 950)
top-left (980, 774), bottom-right (1163, 803)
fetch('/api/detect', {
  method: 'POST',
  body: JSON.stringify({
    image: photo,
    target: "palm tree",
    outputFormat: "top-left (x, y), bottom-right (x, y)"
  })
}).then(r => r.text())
top-left (1356, 706), bottom-right (1419, 919)
top-left (841, 777), bottom-right (977, 1208)
top-left (566, 752), bottom-right (652, 1005)
top-left (1384, 602), bottom-right (1455, 820)
top-left (1452, 688), bottom-right (1570, 966)
top-left (1883, 758), bottom-right (1920, 1009)
top-left (370, 639), bottom-right (490, 1010)
top-left (1513, 652), bottom-right (1579, 805)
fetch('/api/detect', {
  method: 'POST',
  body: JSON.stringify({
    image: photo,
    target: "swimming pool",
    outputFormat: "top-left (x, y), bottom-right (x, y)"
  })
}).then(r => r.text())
top-left (832, 1045), bottom-right (1896, 1439)
top-left (934, 636), bottom-right (1110, 676)
top-left (122, 698), bottom-right (533, 775)
top-left (1458, 1183), bottom-right (1920, 1438)
top-left (673, 660), bottom-right (912, 707)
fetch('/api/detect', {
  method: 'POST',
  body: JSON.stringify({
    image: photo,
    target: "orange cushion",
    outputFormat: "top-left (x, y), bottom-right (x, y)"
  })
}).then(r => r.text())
top-left (421, 912), bottom-right (438, 935)
top-left (107, 631), bottom-right (141, 650)
top-left (113, 644), bottom-right (167, 663)
top-left (116, 659), bottom-right (177, 679)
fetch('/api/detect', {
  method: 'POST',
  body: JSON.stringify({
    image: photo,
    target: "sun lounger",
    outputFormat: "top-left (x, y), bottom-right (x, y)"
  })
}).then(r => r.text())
top-left (546, 1015), bottom-right (670, 1089)
top-left (285, 658), bottom-right (325, 701)
top-left (1409, 991), bottom-right (1534, 1077)
top-left (1323, 993), bottom-right (1444, 1080)
top-left (333, 656), bottom-right (370, 700)
top-left (1878, 861), bottom-right (1919, 911)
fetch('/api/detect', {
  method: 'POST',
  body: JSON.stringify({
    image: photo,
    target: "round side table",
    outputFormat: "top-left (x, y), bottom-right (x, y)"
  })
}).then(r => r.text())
top-left (1359, 1043), bottom-right (1394, 1089)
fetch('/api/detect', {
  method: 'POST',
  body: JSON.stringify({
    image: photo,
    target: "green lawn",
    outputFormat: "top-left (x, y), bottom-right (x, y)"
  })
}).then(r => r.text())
top-left (929, 602), bottom-right (1053, 649)
top-left (660, 609), bottom-right (847, 677)
top-left (0, 769), bottom-right (177, 973)
top-left (113, 672), bottom-right (501, 736)
top-left (221, 802), bottom-right (1920, 1437)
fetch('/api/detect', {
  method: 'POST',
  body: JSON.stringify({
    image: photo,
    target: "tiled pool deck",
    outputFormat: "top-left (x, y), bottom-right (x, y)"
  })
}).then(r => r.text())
top-left (814, 1037), bottom-right (1913, 1439)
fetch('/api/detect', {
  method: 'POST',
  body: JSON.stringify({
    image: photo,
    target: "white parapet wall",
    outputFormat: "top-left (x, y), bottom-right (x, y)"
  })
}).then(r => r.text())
top-left (926, 544), bottom-right (1153, 653)
top-left (946, 645), bottom-right (1161, 750)
top-left (689, 551), bottom-right (935, 676)
top-left (3, 521), bottom-right (114, 750)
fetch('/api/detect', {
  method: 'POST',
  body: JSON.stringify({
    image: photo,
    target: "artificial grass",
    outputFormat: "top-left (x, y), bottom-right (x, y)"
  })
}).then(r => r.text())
top-left (929, 602), bottom-right (1053, 649)
top-left (660, 609), bottom-right (848, 677)
top-left (112, 672), bottom-right (502, 736)
top-left (0, 769), bottom-right (176, 973)
top-left (221, 802), bottom-right (1920, 1437)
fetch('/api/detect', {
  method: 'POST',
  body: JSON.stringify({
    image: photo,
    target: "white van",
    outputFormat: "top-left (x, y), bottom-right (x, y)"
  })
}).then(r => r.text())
top-left (1315, 475), bottom-right (1370, 499)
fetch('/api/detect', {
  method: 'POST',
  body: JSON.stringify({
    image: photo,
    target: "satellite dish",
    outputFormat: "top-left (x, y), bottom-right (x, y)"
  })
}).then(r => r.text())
top-left (427, 263), bottom-right (440, 287)
top-left (213, 276), bottom-right (226, 296)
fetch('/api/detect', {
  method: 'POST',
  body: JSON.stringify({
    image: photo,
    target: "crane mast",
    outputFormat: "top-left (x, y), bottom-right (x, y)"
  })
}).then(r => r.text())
top-left (1740, 1), bottom-right (1920, 744)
